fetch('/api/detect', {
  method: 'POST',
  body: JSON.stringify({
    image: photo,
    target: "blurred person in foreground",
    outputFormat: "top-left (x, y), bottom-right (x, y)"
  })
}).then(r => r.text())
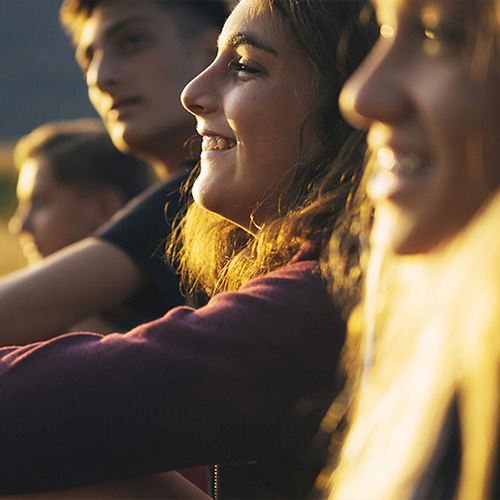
top-left (318, 1), bottom-right (500, 499)
top-left (9, 119), bottom-right (155, 332)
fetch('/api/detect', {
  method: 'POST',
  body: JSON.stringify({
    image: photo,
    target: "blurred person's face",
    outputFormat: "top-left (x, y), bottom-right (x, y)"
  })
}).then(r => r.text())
top-left (339, 0), bottom-right (500, 254)
top-left (76, 2), bottom-right (215, 163)
top-left (10, 158), bottom-right (113, 263)
top-left (181, 0), bottom-right (314, 232)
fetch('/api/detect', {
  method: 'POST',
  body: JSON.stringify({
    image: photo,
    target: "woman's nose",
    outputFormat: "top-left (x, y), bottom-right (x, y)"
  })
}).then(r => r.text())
top-left (339, 36), bottom-right (412, 130)
top-left (181, 62), bottom-right (220, 117)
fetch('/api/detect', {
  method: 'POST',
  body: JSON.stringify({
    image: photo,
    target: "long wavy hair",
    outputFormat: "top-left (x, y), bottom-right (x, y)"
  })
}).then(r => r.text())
top-left (167, 0), bottom-right (376, 298)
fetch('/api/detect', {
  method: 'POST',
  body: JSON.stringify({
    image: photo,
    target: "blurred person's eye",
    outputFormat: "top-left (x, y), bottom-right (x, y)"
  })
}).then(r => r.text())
top-left (421, 8), bottom-right (469, 48)
top-left (116, 29), bottom-right (150, 53)
top-left (30, 193), bottom-right (49, 209)
top-left (422, 22), bottom-right (467, 46)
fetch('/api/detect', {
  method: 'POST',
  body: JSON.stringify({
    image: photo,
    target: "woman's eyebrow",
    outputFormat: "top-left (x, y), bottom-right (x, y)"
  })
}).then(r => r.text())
top-left (220, 32), bottom-right (279, 57)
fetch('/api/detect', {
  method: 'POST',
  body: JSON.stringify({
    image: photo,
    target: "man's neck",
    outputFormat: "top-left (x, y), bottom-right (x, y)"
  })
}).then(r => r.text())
top-left (146, 125), bottom-right (199, 180)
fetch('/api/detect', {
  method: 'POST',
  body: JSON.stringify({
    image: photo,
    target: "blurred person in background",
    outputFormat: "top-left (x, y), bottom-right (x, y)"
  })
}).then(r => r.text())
top-left (0, 2), bottom-right (227, 494)
top-left (10, 119), bottom-right (154, 264)
top-left (9, 118), bottom-right (155, 332)
top-left (0, 0), bottom-right (228, 343)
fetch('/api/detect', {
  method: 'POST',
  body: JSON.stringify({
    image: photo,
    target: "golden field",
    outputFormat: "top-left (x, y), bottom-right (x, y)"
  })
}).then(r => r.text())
top-left (0, 141), bottom-right (28, 276)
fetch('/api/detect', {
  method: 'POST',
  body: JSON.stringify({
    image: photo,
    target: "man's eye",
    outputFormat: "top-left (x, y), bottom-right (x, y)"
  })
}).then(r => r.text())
top-left (76, 51), bottom-right (92, 76)
top-left (31, 197), bottom-right (46, 209)
top-left (119, 32), bottom-right (147, 50)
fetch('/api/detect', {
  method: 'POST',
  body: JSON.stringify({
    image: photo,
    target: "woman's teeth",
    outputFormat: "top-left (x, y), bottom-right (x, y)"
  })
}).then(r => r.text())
top-left (202, 136), bottom-right (236, 152)
top-left (376, 147), bottom-right (423, 176)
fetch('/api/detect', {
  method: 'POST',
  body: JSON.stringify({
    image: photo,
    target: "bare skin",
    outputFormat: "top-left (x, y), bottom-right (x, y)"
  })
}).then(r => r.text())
top-left (0, 238), bottom-right (144, 343)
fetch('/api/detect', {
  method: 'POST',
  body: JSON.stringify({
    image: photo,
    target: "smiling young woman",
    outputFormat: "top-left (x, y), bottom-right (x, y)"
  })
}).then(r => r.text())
top-left (320, 1), bottom-right (500, 499)
top-left (340, 0), bottom-right (500, 256)
top-left (169, 0), bottom-right (374, 297)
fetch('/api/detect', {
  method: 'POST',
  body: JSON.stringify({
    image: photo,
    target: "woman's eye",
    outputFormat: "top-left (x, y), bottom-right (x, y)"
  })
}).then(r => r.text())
top-left (229, 59), bottom-right (263, 79)
top-left (425, 26), bottom-right (465, 44)
top-left (421, 18), bottom-right (467, 46)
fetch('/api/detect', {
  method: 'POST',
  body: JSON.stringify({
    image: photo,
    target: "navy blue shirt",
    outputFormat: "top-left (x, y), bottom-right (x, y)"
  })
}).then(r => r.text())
top-left (95, 164), bottom-right (194, 326)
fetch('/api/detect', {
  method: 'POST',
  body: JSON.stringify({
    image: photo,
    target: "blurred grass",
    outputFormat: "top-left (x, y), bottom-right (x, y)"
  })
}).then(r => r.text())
top-left (0, 142), bottom-right (28, 275)
top-left (0, 222), bottom-right (27, 275)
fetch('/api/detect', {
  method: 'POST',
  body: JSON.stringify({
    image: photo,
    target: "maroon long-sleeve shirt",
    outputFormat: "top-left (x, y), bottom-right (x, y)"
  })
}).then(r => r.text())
top-left (0, 242), bottom-right (345, 497)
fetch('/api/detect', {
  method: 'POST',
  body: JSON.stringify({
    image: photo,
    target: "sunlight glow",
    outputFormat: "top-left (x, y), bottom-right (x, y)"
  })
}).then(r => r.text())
top-left (380, 24), bottom-right (394, 39)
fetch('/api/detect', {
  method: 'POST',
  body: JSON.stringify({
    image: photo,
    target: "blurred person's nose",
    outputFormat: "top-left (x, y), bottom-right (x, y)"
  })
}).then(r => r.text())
top-left (87, 50), bottom-right (120, 93)
top-left (339, 33), bottom-right (413, 131)
top-left (9, 206), bottom-right (31, 237)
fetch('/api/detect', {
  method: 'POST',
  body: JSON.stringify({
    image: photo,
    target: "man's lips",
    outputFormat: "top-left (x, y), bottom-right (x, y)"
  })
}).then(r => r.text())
top-left (108, 97), bottom-right (141, 118)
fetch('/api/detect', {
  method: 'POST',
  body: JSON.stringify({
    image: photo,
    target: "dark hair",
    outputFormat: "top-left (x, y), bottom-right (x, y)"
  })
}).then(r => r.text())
top-left (167, 0), bottom-right (377, 297)
top-left (14, 119), bottom-right (155, 202)
top-left (60, 0), bottom-right (231, 45)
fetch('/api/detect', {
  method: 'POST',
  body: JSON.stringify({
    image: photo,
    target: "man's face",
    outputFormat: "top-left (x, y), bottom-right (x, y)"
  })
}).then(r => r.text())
top-left (75, 2), bottom-right (210, 160)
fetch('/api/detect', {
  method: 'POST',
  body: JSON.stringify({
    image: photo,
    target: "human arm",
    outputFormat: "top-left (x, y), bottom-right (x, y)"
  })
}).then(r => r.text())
top-left (0, 176), bottom-right (190, 345)
top-left (0, 237), bottom-right (146, 344)
top-left (0, 249), bottom-right (344, 495)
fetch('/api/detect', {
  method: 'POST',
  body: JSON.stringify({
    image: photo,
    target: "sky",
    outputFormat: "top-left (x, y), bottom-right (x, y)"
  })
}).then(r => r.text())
top-left (1, 0), bottom-right (97, 141)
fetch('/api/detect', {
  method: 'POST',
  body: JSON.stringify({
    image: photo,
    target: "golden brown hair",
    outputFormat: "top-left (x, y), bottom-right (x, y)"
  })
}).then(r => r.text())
top-left (59, 0), bottom-right (230, 46)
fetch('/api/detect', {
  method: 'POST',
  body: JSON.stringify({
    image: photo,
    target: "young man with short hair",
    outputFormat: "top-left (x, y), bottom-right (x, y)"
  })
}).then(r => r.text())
top-left (0, 1), bottom-right (228, 343)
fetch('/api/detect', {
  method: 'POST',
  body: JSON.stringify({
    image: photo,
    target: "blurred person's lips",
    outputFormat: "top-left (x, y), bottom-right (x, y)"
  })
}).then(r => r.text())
top-left (109, 97), bottom-right (142, 119)
top-left (367, 141), bottom-right (432, 203)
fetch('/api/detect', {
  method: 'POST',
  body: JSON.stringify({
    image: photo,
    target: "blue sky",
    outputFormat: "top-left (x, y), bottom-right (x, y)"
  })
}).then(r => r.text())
top-left (1, 0), bottom-right (97, 141)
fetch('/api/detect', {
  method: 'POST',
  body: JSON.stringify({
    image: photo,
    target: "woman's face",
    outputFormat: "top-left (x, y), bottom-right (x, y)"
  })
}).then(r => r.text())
top-left (340, 0), bottom-right (500, 254)
top-left (181, 0), bottom-right (313, 232)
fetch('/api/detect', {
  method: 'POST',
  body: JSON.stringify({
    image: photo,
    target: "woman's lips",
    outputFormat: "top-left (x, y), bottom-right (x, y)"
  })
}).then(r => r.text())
top-left (201, 135), bottom-right (236, 152)
top-left (375, 147), bottom-right (425, 176)
top-left (368, 146), bottom-right (430, 202)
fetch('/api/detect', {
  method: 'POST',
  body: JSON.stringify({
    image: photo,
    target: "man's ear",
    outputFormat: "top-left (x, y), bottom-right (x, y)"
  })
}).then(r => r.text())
top-left (89, 188), bottom-right (125, 226)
